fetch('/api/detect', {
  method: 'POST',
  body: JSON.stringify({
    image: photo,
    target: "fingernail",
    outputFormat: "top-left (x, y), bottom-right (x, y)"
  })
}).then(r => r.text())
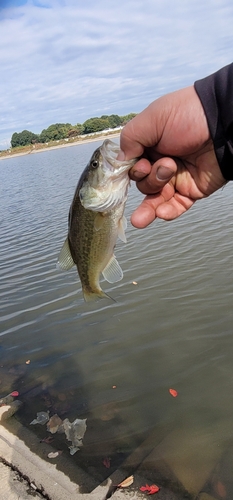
top-left (117, 150), bottom-right (125, 161)
top-left (156, 166), bottom-right (174, 181)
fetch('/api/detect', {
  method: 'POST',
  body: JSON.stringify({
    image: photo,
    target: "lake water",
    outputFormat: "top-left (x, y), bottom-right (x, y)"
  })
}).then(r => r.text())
top-left (1, 142), bottom-right (233, 494)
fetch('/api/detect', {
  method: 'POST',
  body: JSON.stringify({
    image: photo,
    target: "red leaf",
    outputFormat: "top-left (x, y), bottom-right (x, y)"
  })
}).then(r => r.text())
top-left (140, 484), bottom-right (160, 495)
top-left (102, 457), bottom-right (111, 468)
top-left (140, 484), bottom-right (150, 492)
top-left (10, 391), bottom-right (19, 397)
top-left (148, 485), bottom-right (160, 495)
top-left (169, 388), bottom-right (178, 397)
top-left (40, 436), bottom-right (54, 444)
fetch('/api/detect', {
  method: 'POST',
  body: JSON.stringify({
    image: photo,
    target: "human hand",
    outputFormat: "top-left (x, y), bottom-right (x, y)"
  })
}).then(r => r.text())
top-left (119, 86), bottom-right (226, 228)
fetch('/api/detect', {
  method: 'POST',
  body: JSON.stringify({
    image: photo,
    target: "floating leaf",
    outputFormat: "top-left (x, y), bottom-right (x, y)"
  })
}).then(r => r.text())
top-left (140, 484), bottom-right (160, 495)
top-left (103, 457), bottom-right (111, 468)
top-left (148, 485), bottom-right (160, 495)
top-left (47, 414), bottom-right (63, 434)
top-left (132, 281), bottom-right (137, 285)
top-left (10, 391), bottom-right (19, 397)
top-left (140, 485), bottom-right (150, 492)
top-left (169, 388), bottom-right (178, 397)
top-left (112, 385), bottom-right (117, 389)
top-left (25, 360), bottom-right (30, 364)
top-left (118, 475), bottom-right (134, 488)
top-left (47, 451), bottom-right (62, 459)
top-left (40, 436), bottom-right (54, 444)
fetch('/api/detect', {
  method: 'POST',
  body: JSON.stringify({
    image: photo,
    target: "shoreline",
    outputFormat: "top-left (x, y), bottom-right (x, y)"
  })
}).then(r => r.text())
top-left (0, 132), bottom-right (120, 161)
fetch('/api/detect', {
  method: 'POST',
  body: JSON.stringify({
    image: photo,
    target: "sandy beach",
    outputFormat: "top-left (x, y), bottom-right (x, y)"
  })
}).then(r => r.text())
top-left (0, 132), bottom-right (121, 161)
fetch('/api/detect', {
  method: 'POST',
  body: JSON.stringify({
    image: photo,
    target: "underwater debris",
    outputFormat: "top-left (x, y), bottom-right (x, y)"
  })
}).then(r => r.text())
top-left (30, 411), bottom-right (50, 425)
top-left (47, 413), bottom-right (63, 434)
top-left (62, 417), bottom-right (87, 454)
top-left (30, 410), bottom-right (87, 455)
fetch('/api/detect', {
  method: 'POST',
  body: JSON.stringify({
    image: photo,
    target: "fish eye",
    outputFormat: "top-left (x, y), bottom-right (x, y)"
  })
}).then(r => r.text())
top-left (91, 160), bottom-right (98, 168)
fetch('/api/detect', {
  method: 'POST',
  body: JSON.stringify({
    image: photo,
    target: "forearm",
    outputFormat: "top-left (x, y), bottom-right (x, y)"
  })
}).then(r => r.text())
top-left (194, 63), bottom-right (233, 180)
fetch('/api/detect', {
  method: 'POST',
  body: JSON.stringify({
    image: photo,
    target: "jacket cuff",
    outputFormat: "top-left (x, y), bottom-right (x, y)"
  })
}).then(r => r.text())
top-left (194, 63), bottom-right (233, 180)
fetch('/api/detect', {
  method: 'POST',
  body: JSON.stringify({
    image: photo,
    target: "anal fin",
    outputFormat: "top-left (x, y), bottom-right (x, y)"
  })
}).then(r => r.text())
top-left (102, 255), bottom-right (123, 283)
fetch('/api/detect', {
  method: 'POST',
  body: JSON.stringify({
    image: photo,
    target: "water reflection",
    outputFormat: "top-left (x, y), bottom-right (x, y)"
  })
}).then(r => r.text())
top-left (1, 142), bottom-right (233, 494)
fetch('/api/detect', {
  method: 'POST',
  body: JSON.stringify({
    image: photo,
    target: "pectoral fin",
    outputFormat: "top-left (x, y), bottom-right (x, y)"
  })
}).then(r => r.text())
top-left (94, 213), bottom-right (105, 231)
top-left (102, 255), bottom-right (123, 283)
top-left (57, 237), bottom-right (75, 270)
top-left (118, 215), bottom-right (127, 243)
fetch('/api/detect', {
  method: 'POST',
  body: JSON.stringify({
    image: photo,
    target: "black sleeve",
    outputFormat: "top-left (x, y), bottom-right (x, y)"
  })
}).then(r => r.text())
top-left (194, 63), bottom-right (233, 180)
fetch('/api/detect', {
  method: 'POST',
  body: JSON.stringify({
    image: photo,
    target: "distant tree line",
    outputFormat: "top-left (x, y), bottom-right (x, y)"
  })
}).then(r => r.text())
top-left (10, 113), bottom-right (137, 148)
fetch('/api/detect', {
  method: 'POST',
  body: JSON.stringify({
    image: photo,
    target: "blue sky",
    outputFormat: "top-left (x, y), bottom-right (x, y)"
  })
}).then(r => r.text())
top-left (0, 0), bottom-right (233, 149)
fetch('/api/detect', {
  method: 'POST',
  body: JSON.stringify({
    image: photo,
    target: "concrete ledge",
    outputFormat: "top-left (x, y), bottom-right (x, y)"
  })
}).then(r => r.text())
top-left (0, 423), bottom-right (110, 500)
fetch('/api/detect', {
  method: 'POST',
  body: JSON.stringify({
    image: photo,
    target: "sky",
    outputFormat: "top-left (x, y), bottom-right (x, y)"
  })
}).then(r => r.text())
top-left (0, 0), bottom-right (233, 149)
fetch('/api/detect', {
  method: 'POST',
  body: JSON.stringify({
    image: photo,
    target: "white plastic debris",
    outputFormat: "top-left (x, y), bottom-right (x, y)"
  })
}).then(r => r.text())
top-left (62, 418), bottom-right (87, 454)
top-left (30, 411), bottom-right (49, 425)
top-left (69, 445), bottom-right (80, 455)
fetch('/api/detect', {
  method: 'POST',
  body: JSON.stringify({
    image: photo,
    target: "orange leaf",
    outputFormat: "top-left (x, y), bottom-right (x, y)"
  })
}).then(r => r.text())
top-left (169, 388), bottom-right (178, 397)
top-left (118, 475), bottom-right (134, 488)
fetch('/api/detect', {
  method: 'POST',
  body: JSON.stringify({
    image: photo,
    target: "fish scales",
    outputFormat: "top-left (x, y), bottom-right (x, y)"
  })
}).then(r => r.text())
top-left (69, 195), bottom-right (124, 296)
top-left (58, 139), bottom-right (137, 301)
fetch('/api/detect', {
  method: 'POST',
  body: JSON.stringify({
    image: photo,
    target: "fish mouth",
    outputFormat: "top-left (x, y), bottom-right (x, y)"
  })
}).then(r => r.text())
top-left (100, 139), bottom-right (136, 172)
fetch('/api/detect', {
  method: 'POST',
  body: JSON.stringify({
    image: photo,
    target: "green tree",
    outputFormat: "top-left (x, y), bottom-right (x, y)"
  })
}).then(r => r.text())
top-left (11, 130), bottom-right (39, 148)
top-left (120, 113), bottom-right (137, 125)
top-left (108, 114), bottom-right (122, 128)
top-left (39, 123), bottom-right (72, 143)
top-left (82, 117), bottom-right (109, 134)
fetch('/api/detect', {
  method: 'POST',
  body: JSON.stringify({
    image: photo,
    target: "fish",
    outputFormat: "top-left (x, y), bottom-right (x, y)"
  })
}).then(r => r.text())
top-left (57, 139), bottom-right (137, 301)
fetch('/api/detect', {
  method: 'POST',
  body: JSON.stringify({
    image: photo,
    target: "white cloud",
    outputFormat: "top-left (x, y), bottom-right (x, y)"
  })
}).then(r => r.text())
top-left (0, 0), bottom-right (233, 148)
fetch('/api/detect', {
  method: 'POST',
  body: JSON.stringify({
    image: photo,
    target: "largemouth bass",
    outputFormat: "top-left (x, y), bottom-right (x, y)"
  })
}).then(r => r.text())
top-left (57, 139), bottom-right (137, 301)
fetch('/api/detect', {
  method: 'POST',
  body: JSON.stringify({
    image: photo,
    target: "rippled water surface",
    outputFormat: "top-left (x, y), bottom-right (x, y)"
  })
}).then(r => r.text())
top-left (1, 142), bottom-right (233, 490)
